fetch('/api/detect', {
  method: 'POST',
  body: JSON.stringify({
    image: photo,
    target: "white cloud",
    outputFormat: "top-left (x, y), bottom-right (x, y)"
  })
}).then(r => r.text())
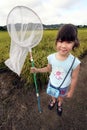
top-left (0, 0), bottom-right (87, 26)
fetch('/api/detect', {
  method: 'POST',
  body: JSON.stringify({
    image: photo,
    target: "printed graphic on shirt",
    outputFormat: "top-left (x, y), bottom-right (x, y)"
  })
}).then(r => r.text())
top-left (53, 67), bottom-right (65, 80)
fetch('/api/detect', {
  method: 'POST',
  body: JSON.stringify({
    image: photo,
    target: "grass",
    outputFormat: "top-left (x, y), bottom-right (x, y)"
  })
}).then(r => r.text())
top-left (0, 29), bottom-right (87, 86)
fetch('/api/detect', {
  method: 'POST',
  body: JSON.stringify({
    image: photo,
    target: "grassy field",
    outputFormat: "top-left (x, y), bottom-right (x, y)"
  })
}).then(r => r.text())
top-left (0, 29), bottom-right (87, 86)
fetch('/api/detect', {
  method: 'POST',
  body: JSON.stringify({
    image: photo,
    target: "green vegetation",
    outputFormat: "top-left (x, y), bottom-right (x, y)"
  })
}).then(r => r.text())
top-left (0, 29), bottom-right (87, 87)
top-left (0, 32), bottom-right (10, 68)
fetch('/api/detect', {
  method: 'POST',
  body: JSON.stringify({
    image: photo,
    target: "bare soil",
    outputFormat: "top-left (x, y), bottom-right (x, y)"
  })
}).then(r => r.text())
top-left (0, 55), bottom-right (87, 130)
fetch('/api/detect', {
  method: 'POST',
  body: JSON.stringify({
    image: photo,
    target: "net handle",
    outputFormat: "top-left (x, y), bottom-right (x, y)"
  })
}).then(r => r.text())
top-left (29, 49), bottom-right (42, 113)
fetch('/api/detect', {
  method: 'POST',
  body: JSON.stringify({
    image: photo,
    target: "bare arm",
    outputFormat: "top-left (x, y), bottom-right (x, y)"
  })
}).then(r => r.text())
top-left (66, 64), bottom-right (80, 98)
top-left (30, 64), bottom-right (52, 73)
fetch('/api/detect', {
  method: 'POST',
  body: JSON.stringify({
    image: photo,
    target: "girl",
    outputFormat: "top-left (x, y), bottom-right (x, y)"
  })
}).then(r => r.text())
top-left (30, 24), bottom-right (81, 116)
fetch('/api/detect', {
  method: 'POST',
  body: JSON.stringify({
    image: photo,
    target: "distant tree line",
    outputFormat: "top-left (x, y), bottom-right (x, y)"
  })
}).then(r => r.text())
top-left (0, 26), bottom-right (7, 31)
top-left (0, 24), bottom-right (87, 31)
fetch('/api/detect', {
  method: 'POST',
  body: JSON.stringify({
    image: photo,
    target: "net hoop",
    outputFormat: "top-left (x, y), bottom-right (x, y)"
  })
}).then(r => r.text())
top-left (6, 6), bottom-right (43, 48)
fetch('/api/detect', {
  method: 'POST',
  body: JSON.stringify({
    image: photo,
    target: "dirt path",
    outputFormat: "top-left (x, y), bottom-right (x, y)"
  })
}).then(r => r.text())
top-left (0, 56), bottom-right (87, 130)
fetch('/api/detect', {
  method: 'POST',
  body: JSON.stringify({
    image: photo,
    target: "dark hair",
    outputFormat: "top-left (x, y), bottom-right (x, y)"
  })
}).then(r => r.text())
top-left (55, 24), bottom-right (80, 50)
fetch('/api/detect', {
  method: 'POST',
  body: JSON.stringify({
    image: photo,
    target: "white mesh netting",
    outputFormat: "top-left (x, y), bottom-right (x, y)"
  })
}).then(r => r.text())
top-left (5, 6), bottom-right (43, 75)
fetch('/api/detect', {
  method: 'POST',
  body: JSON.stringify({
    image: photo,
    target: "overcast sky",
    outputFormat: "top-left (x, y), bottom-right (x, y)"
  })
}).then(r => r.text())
top-left (0, 0), bottom-right (87, 26)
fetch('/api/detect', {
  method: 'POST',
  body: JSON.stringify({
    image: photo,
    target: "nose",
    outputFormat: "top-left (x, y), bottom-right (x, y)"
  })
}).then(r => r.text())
top-left (61, 42), bottom-right (66, 48)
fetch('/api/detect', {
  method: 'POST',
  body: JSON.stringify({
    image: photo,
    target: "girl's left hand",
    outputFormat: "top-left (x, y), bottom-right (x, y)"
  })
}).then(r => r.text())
top-left (66, 91), bottom-right (73, 98)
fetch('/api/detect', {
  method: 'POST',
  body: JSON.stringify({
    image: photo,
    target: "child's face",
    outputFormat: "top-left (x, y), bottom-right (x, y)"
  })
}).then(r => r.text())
top-left (56, 41), bottom-right (75, 56)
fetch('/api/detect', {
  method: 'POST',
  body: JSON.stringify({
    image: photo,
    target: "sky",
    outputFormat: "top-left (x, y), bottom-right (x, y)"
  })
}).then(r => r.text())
top-left (0, 0), bottom-right (87, 26)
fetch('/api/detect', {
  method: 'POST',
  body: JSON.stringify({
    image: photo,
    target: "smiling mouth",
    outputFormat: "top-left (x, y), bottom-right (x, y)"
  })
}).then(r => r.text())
top-left (61, 49), bottom-right (67, 52)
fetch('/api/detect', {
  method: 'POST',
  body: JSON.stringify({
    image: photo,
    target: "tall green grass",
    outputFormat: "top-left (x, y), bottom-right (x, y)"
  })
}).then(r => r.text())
top-left (0, 32), bottom-right (10, 67)
top-left (0, 29), bottom-right (87, 87)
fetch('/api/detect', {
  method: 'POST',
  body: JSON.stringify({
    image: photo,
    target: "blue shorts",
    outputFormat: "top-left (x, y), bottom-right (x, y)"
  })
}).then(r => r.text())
top-left (59, 87), bottom-right (69, 97)
top-left (49, 82), bottom-right (69, 97)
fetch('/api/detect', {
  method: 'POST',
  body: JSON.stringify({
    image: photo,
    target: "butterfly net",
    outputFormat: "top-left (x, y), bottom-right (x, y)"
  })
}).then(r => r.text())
top-left (5, 6), bottom-right (43, 75)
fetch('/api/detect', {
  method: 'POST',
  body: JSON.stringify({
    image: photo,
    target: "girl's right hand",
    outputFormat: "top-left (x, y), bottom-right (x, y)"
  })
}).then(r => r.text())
top-left (30, 67), bottom-right (38, 73)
